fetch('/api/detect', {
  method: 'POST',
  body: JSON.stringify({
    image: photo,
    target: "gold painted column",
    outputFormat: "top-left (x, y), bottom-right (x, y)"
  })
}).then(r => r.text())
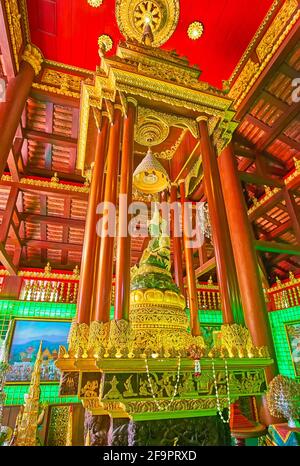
top-left (0, 45), bottom-right (42, 177)
top-left (179, 180), bottom-right (201, 336)
top-left (115, 100), bottom-right (137, 321)
top-left (94, 107), bottom-right (122, 323)
top-left (77, 116), bottom-right (109, 324)
top-left (170, 183), bottom-right (184, 295)
top-left (198, 117), bottom-right (244, 325)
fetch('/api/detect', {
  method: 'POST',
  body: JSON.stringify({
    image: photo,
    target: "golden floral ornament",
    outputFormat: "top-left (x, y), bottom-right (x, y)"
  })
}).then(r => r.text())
top-left (98, 35), bottom-right (113, 56)
top-left (187, 21), bottom-right (204, 40)
top-left (116, 0), bottom-right (180, 47)
top-left (87, 0), bottom-right (103, 7)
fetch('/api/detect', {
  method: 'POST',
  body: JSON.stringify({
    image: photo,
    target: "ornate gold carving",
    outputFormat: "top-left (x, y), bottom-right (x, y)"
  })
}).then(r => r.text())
top-left (103, 376), bottom-right (122, 399)
top-left (116, 0), bottom-right (180, 47)
top-left (125, 397), bottom-right (229, 414)
top-left (256, 0), bottom-right (299, 61)
top-left (138, 106), bottom-right (199, 139)
top-left (5, 0), bottom-right (23, 71)
top-left (22, 44), bottom-right (43, 75)
top-left (1, 174), bottom-right (89, 194)
top-left (285, 157), bottom-right (300, 186)
top-left (41, 68), bottom-right (82, 93)
top-left (187, 22), bottom-right (204, 40)
top-left (248, 187), bottom-right (280, 215)
top-left (32, 82), bottom-right (81, 99)
top-left (152, 130), bottom-right (186, 160)
top-left (229, 0), bottom-right (300, 107)
top-left (68, 322), bottom-right (90, 357)
top-left (47, 406), bottom-right (69, 446)
top-left (228, 0), bottom-right (281, 85)
top-left (218, 324), bottom-right (270, 359)
top-left (229, 59), bottom-right (259, 102)
top-left (87, 321), bottom-right (110, 357)
top-left (135, 116), bottom-right (169, 146)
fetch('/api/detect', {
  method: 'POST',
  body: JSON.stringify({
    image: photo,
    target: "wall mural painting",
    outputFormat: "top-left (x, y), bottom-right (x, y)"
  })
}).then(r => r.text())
top-left (285, 322), bottom-right (300, 377)
top-left (7, 319), bottom-right (71, 383)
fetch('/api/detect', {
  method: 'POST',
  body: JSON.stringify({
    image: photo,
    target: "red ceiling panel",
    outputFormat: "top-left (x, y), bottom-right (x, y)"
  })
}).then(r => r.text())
top-left (26, 0), bottom-right (274, 88)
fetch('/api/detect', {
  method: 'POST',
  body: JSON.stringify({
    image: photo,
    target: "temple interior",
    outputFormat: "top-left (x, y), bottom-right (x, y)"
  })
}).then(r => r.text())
top-left (0, 0), bottom-right (300, 448)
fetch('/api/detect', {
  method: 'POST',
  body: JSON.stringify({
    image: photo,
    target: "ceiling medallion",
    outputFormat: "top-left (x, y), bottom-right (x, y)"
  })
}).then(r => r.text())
top-left (187, 21), bottom-right (204, 40)
top-left (87, 0), bottom-right (103, 7)
top-left (135, 117), bottom-right (169, 147)
top-left (116, 0), bottom-right (180, 47)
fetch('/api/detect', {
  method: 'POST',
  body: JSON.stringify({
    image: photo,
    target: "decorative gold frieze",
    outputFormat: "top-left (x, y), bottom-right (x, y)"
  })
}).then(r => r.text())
top-left (41, 68), bottom-right (82, 93)
top-left (5, 0), bottom-right (23, 71)
top-left (256, 0), bottom-right (299, 62)
top-left (248, 186), bottom-right (280, 215)
top-left (229, 0), bottom-right (300, 107)
top-left (5, 174), bottom-right (88, 193)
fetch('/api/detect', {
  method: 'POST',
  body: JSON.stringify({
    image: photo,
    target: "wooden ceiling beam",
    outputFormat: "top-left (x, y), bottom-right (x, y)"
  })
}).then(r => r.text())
top-left (261, 219), bottom-right (292, 241)
top-left (0, 177), bottom-right (88, 200)
top-left (21, 213), bottom-right (85, 229)
top-left (248, 189), bottom-right (284, 222)
top-left (0, 243), bottom-right (17, 275)
top-left (254, 240), bottom-right (300, 256)
top-left (239, 171), bottom-right (283, 188)
top-left (194, 257), bottom-right (216, 279)
top-left (24, 239), bottom-right (82, 252)
top-left (258, 103), bottom-right (300, 151)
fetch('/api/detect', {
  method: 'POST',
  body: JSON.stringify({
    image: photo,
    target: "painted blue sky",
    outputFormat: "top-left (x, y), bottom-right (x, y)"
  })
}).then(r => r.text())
top-left (12, 320), bottom-right (70, 345)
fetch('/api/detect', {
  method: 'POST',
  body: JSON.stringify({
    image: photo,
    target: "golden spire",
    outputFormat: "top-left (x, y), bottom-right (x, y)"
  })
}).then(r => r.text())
top-left (15, 341), bottom-right (43, 446)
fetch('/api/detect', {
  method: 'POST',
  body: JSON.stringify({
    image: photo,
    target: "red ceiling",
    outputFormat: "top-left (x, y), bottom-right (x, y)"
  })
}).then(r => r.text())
top-left (26, 0), bottom-right (274, 88)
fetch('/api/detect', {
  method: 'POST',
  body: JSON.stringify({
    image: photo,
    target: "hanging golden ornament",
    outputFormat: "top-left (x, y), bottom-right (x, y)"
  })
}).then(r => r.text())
top-left (133, 148), bottom-right (169, 194)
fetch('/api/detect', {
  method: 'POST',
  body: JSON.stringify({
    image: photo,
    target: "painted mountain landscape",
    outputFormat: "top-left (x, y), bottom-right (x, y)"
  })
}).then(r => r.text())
top-left (7, 320), bottom-right (71, 382)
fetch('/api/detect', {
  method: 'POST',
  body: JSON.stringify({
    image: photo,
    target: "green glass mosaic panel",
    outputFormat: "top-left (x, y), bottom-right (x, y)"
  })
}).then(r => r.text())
top-left (269, 306), bottom-right (300, 379)
top-left (4, 384), bottom-right (78, 406)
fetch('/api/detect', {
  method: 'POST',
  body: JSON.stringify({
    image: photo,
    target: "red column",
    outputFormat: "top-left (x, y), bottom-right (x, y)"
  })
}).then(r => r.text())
top-left (0, 60), bottom-right (37, 177)
top-left (94, 108), bottom-right (122, 322)
top-left (170, 183), bottom-right (184, 295)
top-left (198, 117), bottom-right (244, 325)
top-left (115, 100), bottom-right (137, 321)
top-left (218, 143), bottom-right (277, 376)
top-left (179, 181), bottom-right (201, 336)
top-left (77, 117), bottom-right (109, 324)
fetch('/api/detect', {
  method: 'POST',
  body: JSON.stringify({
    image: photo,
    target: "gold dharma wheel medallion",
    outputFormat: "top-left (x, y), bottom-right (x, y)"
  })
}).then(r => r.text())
top-left (134, 1), bottom-right (162, 33)
top-left (116, 0), bottom-right (180, 47)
